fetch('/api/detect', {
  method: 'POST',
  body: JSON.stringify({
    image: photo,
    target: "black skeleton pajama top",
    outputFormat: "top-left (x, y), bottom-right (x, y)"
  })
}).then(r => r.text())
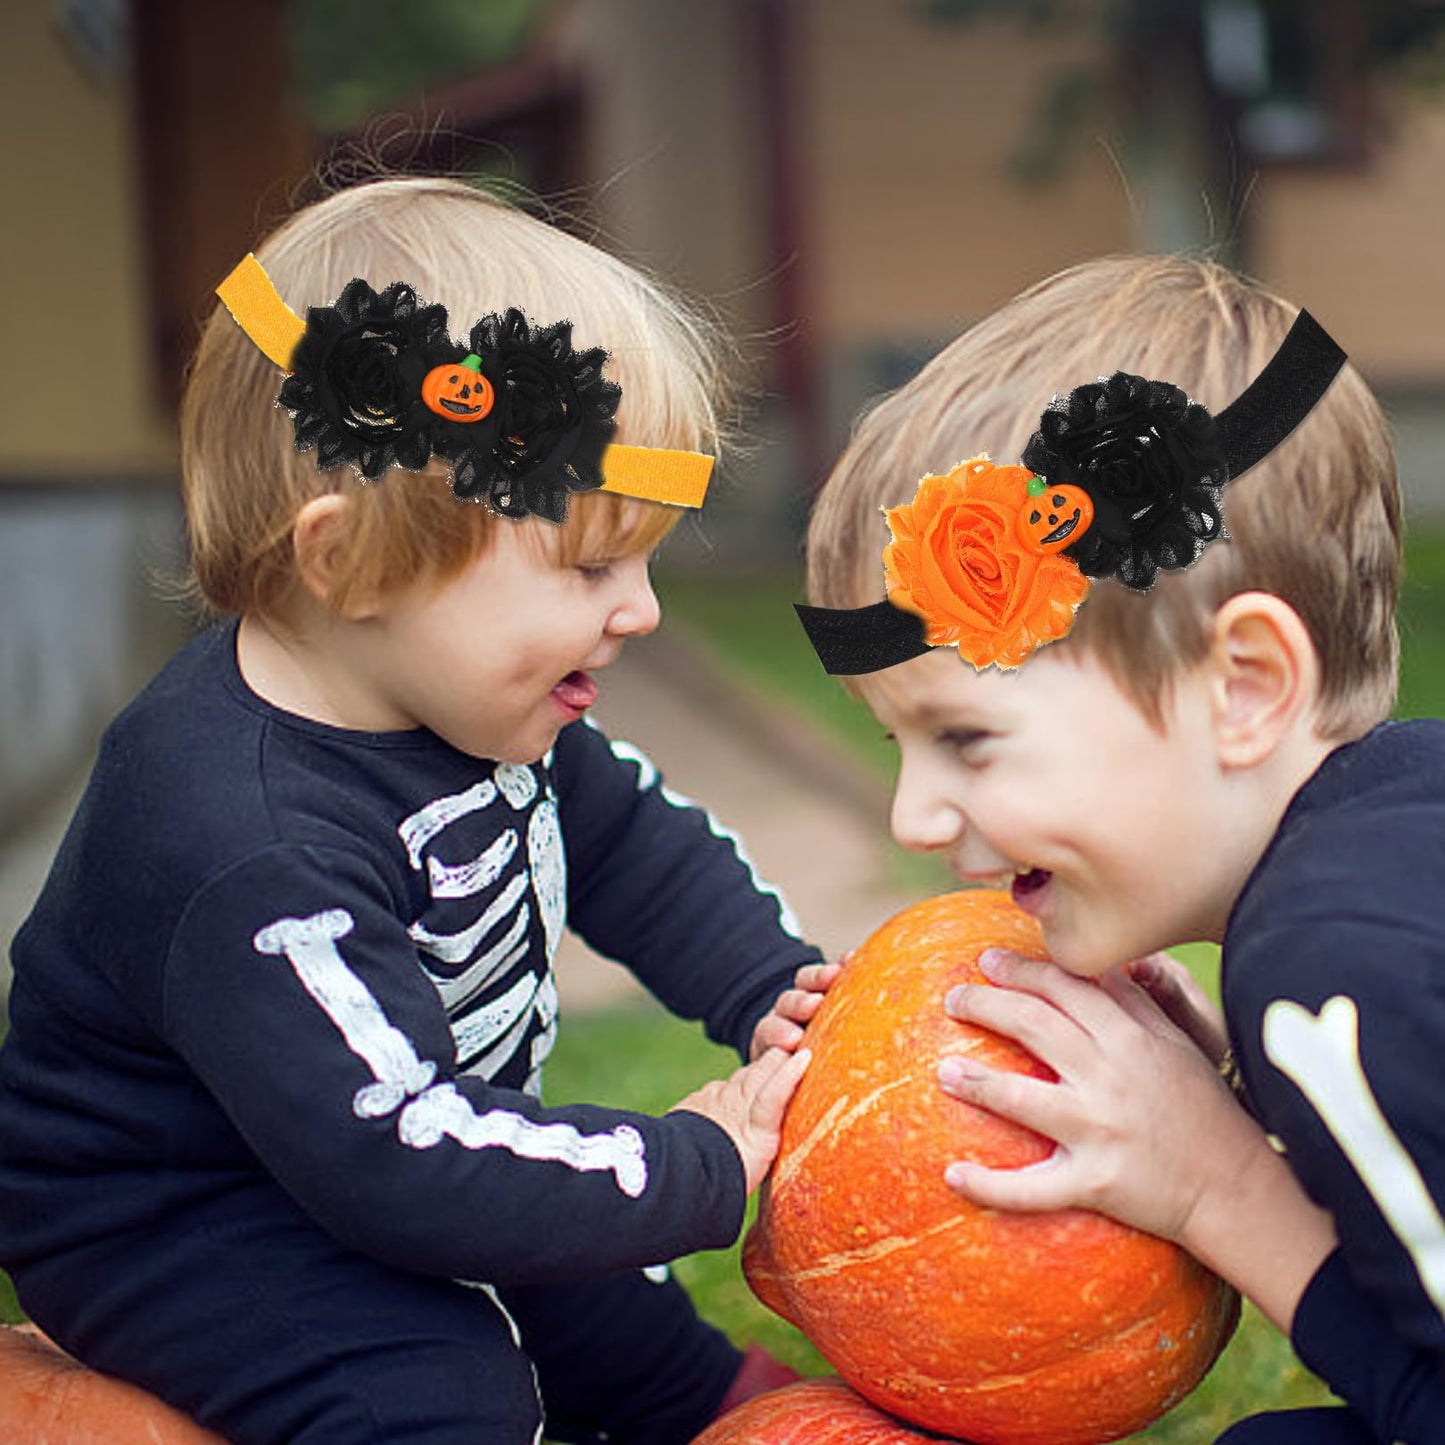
top-left (1224, 720), bottom-right (1445, 1442)
top-left (0, 621), bottom-right (819, 1286)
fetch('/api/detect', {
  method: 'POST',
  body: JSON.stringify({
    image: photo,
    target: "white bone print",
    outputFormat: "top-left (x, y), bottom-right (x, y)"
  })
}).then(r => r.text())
top-left (451, 973), bottom-right (540, 1061)
top-left (398, 1083), bottom-right (646, 1197)
top-left (527, 797), bottom-right (565, 959)
top-left (429, 905), bottom-right (531, 1008)
top-left (253, 910), bottom-right (435, 1119)
top-left (409, 872), bottom-right (530, 966)
top-left (1264, 994), bottom-right (1445, 1321)
top-left (494, 762), bottom-right (539, 809)
top-left (398, 782), bottom-right (499, 870)
top-left (426, 830), bottom-right (518, 899)
top-left (253, 908), bottom-right (648, 1196)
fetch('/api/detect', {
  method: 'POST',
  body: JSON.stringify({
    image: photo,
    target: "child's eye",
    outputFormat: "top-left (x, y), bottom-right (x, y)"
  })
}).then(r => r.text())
top-left (939, 729), bottom-right (991, 756)
top-left (575, 562), bottom-right (615, 582)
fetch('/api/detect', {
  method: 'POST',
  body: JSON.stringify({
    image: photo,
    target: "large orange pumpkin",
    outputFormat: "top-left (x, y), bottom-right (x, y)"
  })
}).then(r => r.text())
top-left (743, 891), bottom-right (1238, 1445)
top-left (0, 1326), bottom-right (226, 1443)
top-left (693, 1377), bottom-right (938, 1444)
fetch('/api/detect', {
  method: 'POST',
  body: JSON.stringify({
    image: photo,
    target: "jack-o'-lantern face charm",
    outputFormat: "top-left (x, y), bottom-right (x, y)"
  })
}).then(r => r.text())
top-left (422, 354), bottom-right (495, 422)
top-left (1018, 475), bottom-right (1094, 555)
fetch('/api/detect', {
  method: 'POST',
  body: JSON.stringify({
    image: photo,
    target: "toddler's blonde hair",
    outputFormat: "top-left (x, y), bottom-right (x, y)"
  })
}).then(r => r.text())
top-left (182, 177), bottom-right (731, 618)
top-left (806, 255), bottom-right (1401, 738)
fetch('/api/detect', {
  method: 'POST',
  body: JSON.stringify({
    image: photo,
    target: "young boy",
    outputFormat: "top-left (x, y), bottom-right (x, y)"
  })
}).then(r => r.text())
top-left (797, 254), bottom-right (1443, 1443)
top-left (0, 177), bottom-right (826, 1445)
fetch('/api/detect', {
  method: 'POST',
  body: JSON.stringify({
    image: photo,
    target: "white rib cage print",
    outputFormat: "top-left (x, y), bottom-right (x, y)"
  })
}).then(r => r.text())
top-left (397, 760), bottom-right (566, 1088)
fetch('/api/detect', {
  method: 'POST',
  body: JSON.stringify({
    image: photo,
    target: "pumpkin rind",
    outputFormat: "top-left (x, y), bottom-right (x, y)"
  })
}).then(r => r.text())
top-left (692, 1378), bottom-right (936, 1444)
top-left (0, 1326), bottom-right (227, 1443)
top-left (743, 890), bottom-right (1238, 1445)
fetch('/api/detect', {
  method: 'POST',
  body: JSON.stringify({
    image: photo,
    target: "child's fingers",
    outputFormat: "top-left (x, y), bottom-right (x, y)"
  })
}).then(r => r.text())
top-left (775, 988), bottom-right (827, 1023)
top-left (1119, 954), bottom-right (1228, 1062)
top-left (751, 1014), bottom-right (805, 1056)
top-left (944, 1154), bottom-right (1077, 1214)
top-left (946, 976), bottom-right (1096, 1078)
top-left (976, 949), bottom-right (1139, 1045)
top-left (748, 1046), bottom-right (812, 1129)
top-left (937, 1054), bottom-right (1080, 1144)
top-left (794, 961), bottom-right (843, 993)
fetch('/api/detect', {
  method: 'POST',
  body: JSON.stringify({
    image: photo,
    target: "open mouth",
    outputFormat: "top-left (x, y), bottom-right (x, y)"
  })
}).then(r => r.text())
top-left (551, 670), bottom-right (599, 715)
top-left (1010, 867), bottom-right (1053, 911)
top-left (438, 397), bottom-right (486, 416)
top-left (1041, 509), bottom-right (1082, 547)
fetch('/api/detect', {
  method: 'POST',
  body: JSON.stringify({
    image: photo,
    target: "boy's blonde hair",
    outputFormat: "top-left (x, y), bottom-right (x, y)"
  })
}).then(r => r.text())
top-left (806, 255), bottom-right (1401, 738)
top-left (182, 177), bottom-right (730, 618)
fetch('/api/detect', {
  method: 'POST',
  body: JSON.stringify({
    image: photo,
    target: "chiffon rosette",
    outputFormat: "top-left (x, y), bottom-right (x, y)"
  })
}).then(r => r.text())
top-left (883, 457), bottom-right (1090, 670)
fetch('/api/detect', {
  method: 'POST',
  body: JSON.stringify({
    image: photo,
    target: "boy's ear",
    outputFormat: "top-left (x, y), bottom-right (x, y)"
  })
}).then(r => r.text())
top-left (1204, 592), bottom-right (1321, 769)
top-left (292, 494), bottom-right (377, 620)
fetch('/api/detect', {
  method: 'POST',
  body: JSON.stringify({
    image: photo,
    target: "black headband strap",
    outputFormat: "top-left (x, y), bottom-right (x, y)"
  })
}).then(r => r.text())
top-left (1215, 310), bottom-right (1347, 480)
top-left (793, 599), bottom-right (929, 676)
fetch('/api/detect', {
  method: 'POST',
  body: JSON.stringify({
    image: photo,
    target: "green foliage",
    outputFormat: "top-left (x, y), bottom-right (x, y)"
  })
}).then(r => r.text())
top-left (0, 1272), bottom-right (22, 1327)
top-left (1397, 530), bottom-right (1445, 719)
top-left (293, 0), bottom-right (552, 133)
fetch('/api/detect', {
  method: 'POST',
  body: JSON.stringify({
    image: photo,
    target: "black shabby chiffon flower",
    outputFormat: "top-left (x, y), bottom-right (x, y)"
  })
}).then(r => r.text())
top-left (442, 310), bottom-right (621, 523)
top-left (278, 279), bottom-right (463, 480)
top-left (276, 281), bottom-right (621, 521)
top-left (1022, 372), bottom-right (1227, 590)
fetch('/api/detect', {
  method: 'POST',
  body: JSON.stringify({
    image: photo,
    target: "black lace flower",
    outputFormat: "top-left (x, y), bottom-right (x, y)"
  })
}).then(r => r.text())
top-left (1021, 372), bottom-right (1227, 590)
top-left (442, 310), bottom-right (621, 523)
top-left (278, 280), bottom-right (462, 480)
top-left (276, 282), bottom-right (621, 523)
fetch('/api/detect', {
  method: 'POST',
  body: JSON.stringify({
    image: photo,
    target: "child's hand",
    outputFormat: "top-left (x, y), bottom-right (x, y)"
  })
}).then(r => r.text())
top-left (935, 948), bottom-right (1265, 1245)
top-left (672, 1047), bottom-right (812, 1194)
top-left (750, 957), bottom-right (848, 1060)
top-left (1127, 952), bottom-right (1230, 1066)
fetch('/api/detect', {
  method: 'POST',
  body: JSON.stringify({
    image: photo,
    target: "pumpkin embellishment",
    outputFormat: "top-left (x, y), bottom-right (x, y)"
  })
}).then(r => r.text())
top-left (421, 354), bottom-right (494, 422)
top-left (882, 458), bottom-right (1090, 671)
top-left (743, 890), bottom-right (1239, 1445)
top-left (1018, 474), bottom-right (1094, 555)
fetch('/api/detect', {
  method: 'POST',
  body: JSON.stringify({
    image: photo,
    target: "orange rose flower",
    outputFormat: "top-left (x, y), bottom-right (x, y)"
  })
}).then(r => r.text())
top-left (883, 457), bottom-right (1090, 669)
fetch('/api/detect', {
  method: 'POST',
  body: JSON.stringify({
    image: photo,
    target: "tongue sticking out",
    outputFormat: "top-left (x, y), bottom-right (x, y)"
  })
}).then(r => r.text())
top-left (553, 671), bottom-right (598, 711)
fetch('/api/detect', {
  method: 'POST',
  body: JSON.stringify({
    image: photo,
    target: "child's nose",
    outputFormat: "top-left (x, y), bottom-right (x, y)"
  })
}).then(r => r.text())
top-left (612, 567), bottom-right (661, 637)
top-left (890, 756), bottom-right (963, 853)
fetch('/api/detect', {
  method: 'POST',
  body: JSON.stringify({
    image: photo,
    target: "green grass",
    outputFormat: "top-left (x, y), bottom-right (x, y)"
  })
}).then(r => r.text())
top-left (0, 1274), bottom-right (21, 1326)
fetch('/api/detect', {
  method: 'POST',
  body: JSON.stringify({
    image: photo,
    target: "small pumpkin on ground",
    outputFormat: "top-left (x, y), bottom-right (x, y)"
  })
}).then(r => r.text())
top-left (693, 1377), bottom-right (940, 1444)
top-left (0, 1325), bottom-right (226, 1443)
top-left (743, 890), bottom-right (1238, 1445)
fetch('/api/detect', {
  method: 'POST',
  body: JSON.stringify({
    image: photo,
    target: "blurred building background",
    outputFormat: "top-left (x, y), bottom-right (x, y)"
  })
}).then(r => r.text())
top-left (3, 0), bottom-right (1445, 841)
